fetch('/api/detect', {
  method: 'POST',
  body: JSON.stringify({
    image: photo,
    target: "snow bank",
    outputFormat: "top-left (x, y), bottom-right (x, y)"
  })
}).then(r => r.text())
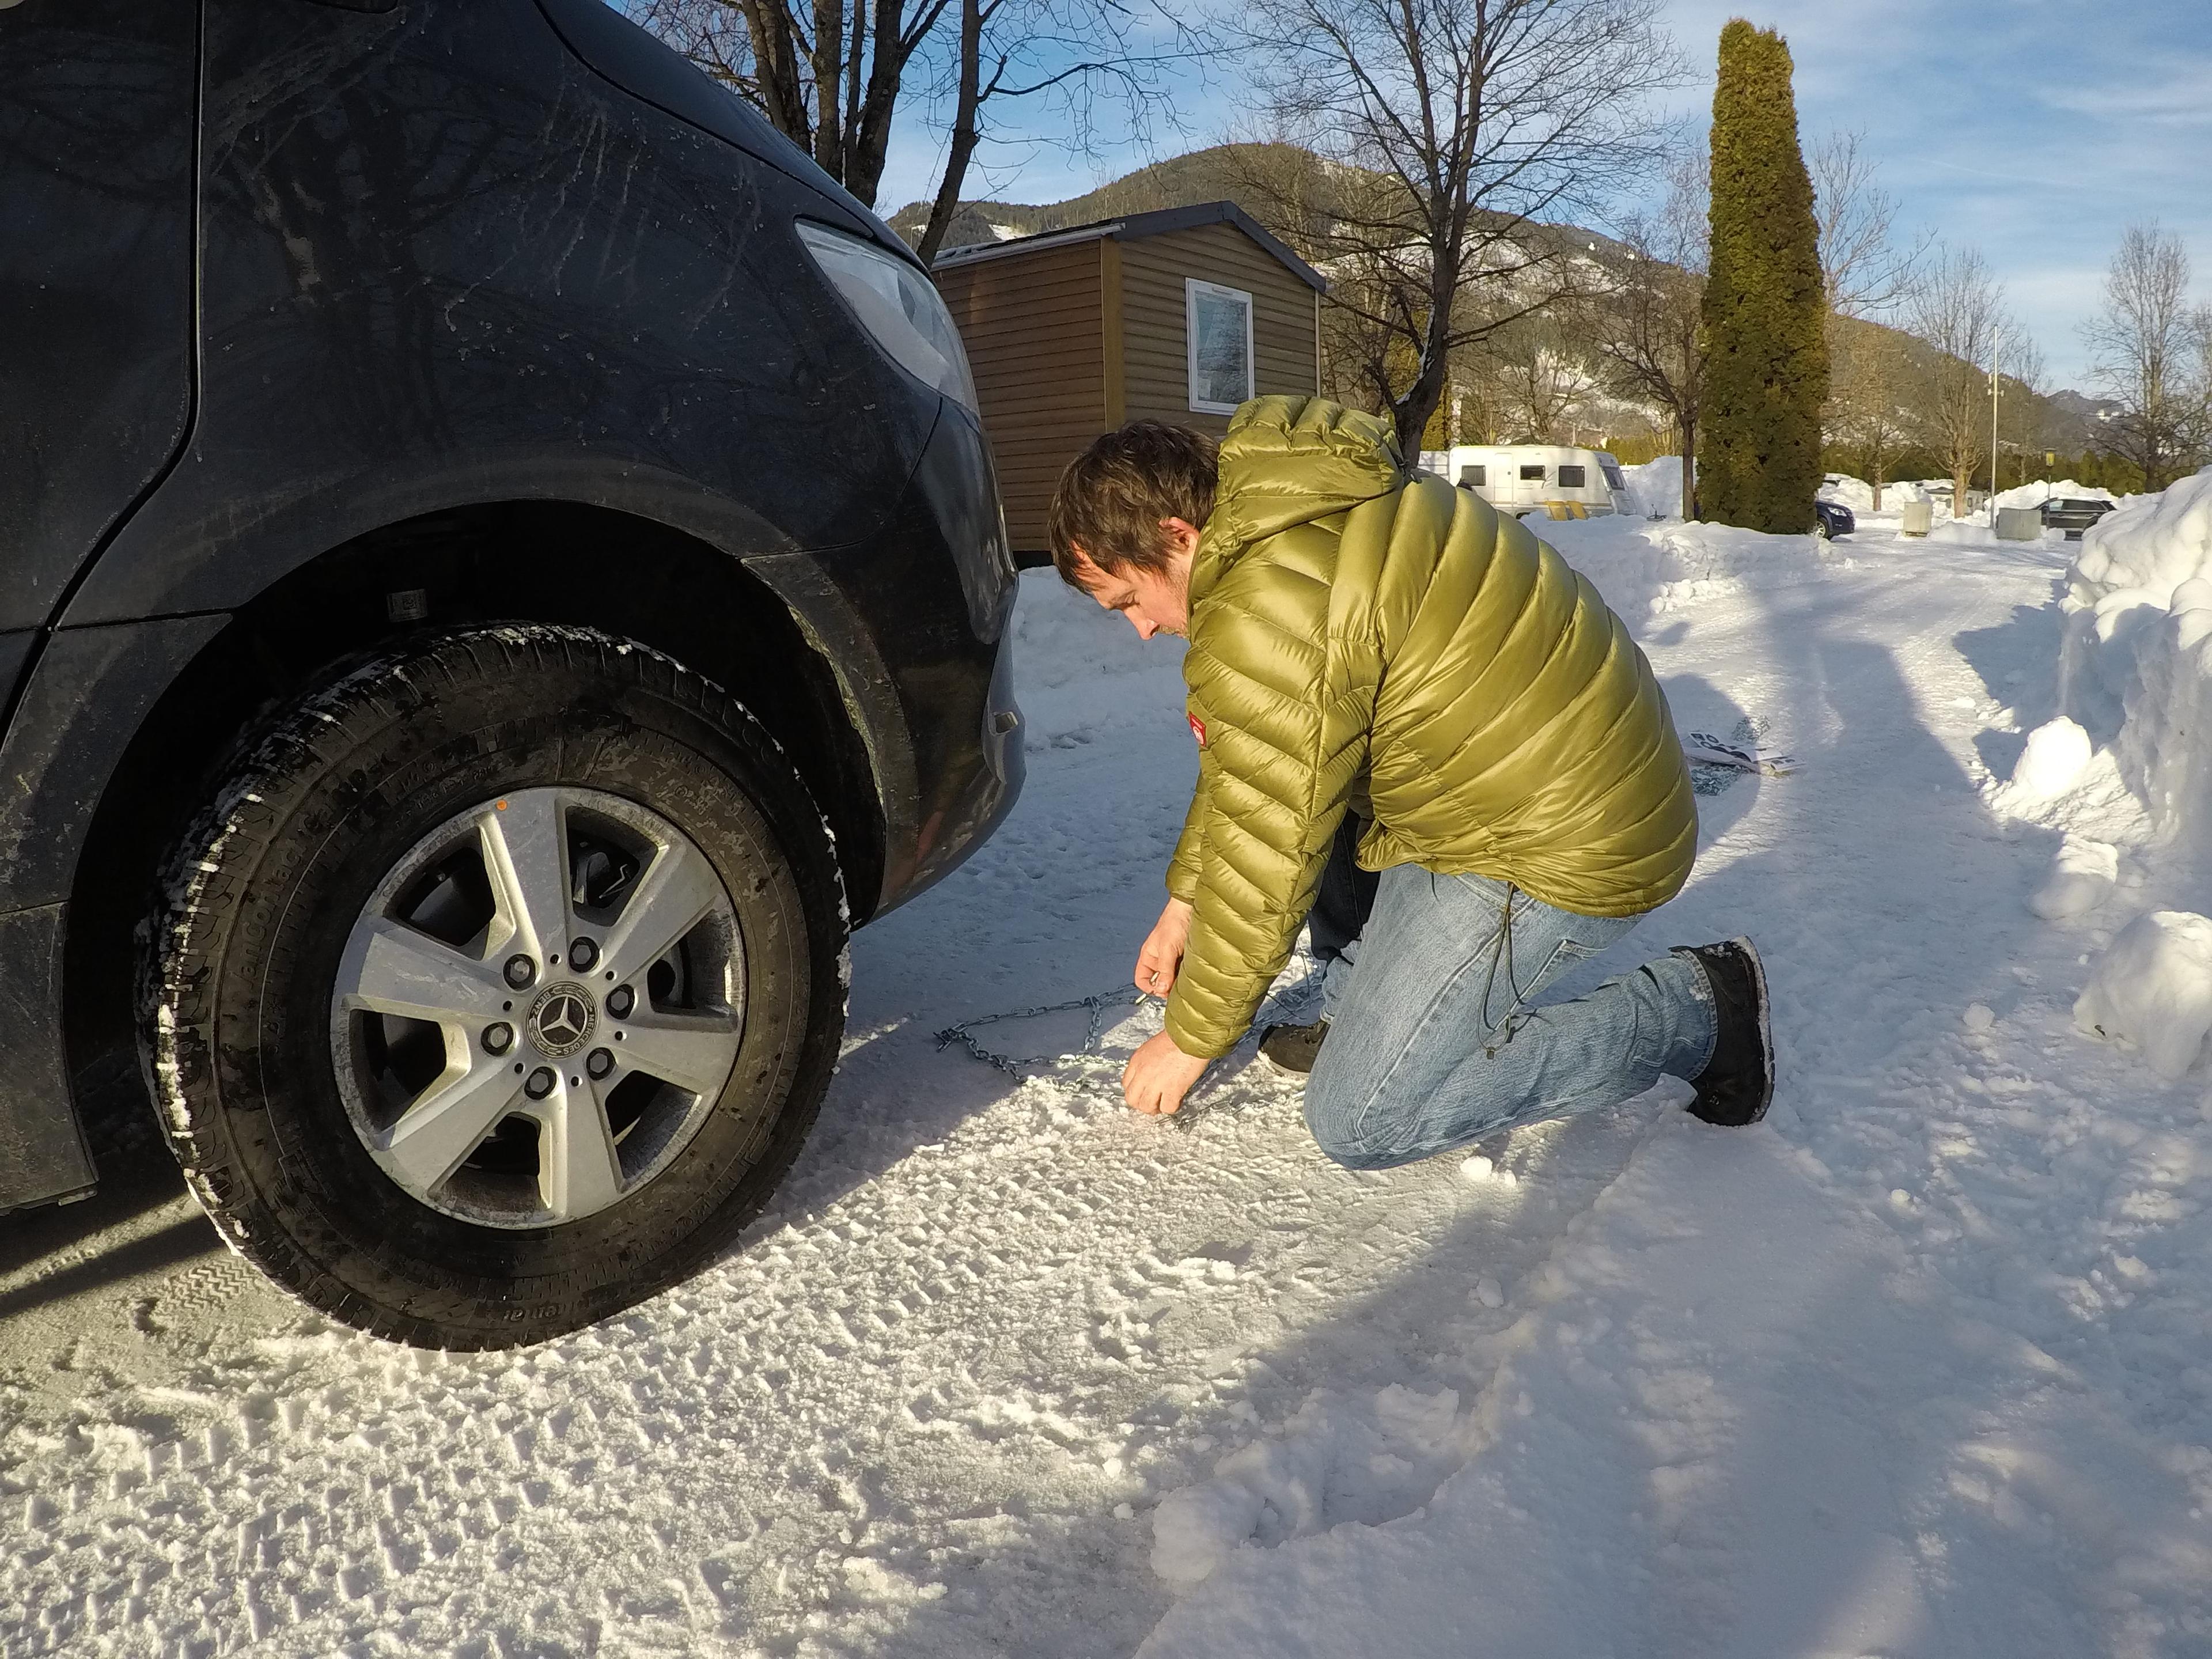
top-left (1620, 454), bottom-right (1684, 518)
top-left (1818, 473), bottom-right (1925, 513)
top-left (2051, 469), bottom-right (2212, 845)
top-left (2074, 910), bottom-right (2212, 1077)
top-left (1993, 478), bottom-right (2110, 511)
top-left (1533, 513), bottom-right (1825, 632)
top-left (2068, 468), bottom-right (2212, 607)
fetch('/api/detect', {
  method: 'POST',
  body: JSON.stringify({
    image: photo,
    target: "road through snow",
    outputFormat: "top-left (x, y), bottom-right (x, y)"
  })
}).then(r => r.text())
top-left (5, 522), bottom-right (2211, 1657)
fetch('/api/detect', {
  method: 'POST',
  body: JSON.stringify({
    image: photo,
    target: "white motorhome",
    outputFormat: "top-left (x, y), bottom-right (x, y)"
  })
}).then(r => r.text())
top-left (1416, 444), bottom-right (1633, 517)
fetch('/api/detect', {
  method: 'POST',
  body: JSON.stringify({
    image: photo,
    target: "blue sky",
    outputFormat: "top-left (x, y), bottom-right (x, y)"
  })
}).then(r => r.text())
top-left (875, 0), bottom-right (2212, 391)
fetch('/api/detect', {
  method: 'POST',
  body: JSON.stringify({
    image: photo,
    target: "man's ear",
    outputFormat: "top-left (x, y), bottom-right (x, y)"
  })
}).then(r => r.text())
top-left (1158, 518), bottom-right (1202, 558)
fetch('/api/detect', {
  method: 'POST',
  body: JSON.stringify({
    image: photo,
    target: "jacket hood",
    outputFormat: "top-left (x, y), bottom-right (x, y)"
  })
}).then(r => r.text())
top-left (1193, 397), bottom-right (1405, 601)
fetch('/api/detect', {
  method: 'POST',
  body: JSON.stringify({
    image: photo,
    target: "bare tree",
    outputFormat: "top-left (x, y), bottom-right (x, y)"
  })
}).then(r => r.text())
top-left (2082, 222), bottom-right (2212, 491)
top-left (1244, 0), bottom-right (1680, 454)
top-left (627, 0), bottom-right (940, 207)
top-left (1809, 128), bottom-right (1922, 320)
top-left (1908, 243), bottom-right (2006, 513)
top-left (627, 0), bottom-right (1206, 262)
top-left (1998, 333), bottom-right (2047, 490)
top-left (1824, 321), bottom-right (1918, 509)
top-left (1593, 151), bottom-right (1705, 517)
top-left (1810, 127), bottom-right (1926, 508)
top-left (1477, 313), bottom-right (1598, 441)
top-left (907, 0), bottom-right (1214, 261)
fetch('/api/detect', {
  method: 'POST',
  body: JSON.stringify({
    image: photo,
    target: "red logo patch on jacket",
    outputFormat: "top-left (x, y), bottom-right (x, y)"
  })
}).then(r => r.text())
top-left (1188, 712), bottom-right (1209, 748)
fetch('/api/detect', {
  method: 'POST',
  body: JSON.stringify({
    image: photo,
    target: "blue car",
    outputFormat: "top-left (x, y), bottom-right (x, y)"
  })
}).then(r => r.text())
top-left (1815, 499), bottom-right (1856, 539)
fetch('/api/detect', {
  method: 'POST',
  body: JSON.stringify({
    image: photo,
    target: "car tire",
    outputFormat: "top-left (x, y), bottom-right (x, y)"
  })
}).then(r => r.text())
top-left (140, 625), bottom-right (846, 1349)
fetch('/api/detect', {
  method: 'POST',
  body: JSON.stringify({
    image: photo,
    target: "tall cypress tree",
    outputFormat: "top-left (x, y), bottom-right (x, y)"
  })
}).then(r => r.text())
top-left (1700, 20), bottom-right (1827, 532)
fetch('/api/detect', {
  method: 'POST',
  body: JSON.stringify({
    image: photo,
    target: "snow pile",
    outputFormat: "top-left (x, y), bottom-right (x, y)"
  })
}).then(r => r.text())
top-left (1535, 513), bottom-right (1824, 632)
top-left (1993, 478), bottom-right (2110, 511)
top-left (2010, 714), bottom-right (2093, 794)
top-left (2074, 909), bottom-right (2212, 1077)
top-left (1924, 517), bottom-right (2002, 546)
top-left (1818, 472), bottom-right (1925, 513)
top-left (2028, 834), bottom-right (2119, 919)
top-left (2067, 467), bottom-right (2212, 607)
top-left (1820, 473), bottom-right (1874, 511)
top-left (1619, 454), bottom-right (1685, 518)
top-left (2051, 468), bottom-right (2212, 844)
top-left (1987, 714), bottom-right (2145, 875)
top-left (1150, 1385), bottom-right (1472, 1585)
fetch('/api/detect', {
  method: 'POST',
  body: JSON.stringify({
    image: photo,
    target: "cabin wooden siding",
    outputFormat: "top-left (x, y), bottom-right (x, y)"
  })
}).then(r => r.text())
top-left (933, 241), bottom-right (1106, 554)
top-left (1116, 223), bottom-right (1317, 435)
top-left (934, 220), bottom-right (1319, 558)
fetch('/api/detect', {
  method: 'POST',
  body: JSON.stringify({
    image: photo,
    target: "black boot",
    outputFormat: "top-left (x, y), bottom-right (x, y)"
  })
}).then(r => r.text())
top-left (1260, 1018), bottom-right (1330, 1077)
top-left (1671, 938), bottom-right (1773, 1126)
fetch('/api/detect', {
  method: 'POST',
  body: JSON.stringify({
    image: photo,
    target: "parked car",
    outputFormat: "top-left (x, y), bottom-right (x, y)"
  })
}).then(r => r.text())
top-left (1, 0), bottom-right (1021, 1348)
top-left (1814, 499), bottom-right (1857, 539)
top-left (1419, 444), bottom-right (1635, 517)
top-left (2040, 497), bottom-right (2118, 539)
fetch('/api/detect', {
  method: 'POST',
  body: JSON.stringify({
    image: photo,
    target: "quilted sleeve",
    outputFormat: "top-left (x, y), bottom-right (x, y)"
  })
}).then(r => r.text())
top-left (1165, 717), bottom-right (1213, 904)
top-left (1162, 607), bottom-right (1356, 1059)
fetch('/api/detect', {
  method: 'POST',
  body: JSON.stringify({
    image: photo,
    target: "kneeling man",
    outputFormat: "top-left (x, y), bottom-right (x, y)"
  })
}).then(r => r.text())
top-left (1047, 397), bottom-right (1772, 1163)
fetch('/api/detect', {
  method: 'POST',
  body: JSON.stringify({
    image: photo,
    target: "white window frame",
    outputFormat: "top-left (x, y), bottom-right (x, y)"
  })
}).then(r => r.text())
top-left (1185, 279), bottom-right (1255, 415)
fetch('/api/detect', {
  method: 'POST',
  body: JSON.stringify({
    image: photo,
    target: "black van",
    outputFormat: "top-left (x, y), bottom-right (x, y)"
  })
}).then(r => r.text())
top-left (0, 0), bottom-right (1022, 1347)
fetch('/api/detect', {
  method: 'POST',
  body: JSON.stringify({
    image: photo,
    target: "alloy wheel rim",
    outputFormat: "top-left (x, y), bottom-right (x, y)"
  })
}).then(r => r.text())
top-left (329, 786), bottom-right (745, 1229)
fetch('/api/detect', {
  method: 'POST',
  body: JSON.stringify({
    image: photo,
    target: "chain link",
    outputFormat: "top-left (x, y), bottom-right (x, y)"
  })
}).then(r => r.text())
top-left (933, 971), bottom-right (1325, 1084)
top-left (932, 986), bottom-right (1148, 1077)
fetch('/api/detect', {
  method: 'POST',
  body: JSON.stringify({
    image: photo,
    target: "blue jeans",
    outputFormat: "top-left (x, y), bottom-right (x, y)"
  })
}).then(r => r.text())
top-left (1305, 865), bottom-right (1716, 1170)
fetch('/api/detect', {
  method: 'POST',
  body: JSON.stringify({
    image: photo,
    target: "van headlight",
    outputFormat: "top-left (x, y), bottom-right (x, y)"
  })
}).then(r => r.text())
top-left (796, 222), bottom-right (978, 418)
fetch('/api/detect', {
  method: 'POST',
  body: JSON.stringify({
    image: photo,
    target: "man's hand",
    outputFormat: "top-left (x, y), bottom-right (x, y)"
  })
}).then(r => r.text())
top-left (1123, 1029), bottom-right (1209, 1116)
top-left (1134, 897), bottom-right (1195, 997)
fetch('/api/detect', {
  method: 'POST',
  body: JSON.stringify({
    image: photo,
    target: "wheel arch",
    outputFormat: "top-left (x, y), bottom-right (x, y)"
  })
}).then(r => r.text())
top-left (63, 499), bottom-right (897, 1092)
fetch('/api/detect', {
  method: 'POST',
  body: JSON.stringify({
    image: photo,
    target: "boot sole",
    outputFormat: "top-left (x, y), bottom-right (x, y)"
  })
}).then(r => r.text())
top-left (1729, 934), bottom-right (1775, 1123)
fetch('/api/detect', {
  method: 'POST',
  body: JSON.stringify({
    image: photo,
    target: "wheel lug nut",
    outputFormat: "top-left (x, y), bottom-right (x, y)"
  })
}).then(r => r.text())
top-left (569, 937), bottom-right (599, 972)
top-left (524, 1066), bottom-right (556, 1100)
top-left (607, 985), bottom-right (634, 1019)
top-left (503, 954), bottom-right (536, 989)
top-left (483, 1022), bottom-right (514, 1056)
top-left (586, 1047), bottom-right (614, 1080)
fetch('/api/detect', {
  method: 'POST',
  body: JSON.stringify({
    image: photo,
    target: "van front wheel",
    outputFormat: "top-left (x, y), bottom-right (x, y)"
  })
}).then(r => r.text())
top-left (140, 626), bottom-right (846, 1350)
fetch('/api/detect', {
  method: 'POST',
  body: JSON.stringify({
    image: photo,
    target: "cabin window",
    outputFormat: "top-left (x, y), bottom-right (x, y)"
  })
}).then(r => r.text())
top-left (1558, 464), bottom-right (1586, 488)
top-left (1599, 458), bottom-right (1626, 489)
top-left (1186, 280), bottom-right (1255, 415)
top-left (1520, 464), bottom-right (1547, 481)
top-left (1459, 464), bottom-right (1486, 487)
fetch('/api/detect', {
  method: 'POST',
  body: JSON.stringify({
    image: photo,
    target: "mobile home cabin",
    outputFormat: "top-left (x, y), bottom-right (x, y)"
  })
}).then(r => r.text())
top-left (1418, 445), bottom-right (1633, 518)
top-left (931, 202), bottom-right (1324, 562)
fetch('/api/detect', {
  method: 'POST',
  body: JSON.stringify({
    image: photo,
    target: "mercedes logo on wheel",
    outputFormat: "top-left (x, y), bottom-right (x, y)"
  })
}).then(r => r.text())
top-left (527, 982), bottom-right (597, 1058)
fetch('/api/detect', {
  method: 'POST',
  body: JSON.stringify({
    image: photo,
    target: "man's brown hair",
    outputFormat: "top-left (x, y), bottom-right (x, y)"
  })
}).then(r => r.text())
top-left (1047, 421), bottom-right (1219, 588)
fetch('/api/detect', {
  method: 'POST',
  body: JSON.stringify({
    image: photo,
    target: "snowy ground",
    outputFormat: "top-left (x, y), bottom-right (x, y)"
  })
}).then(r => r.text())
top-left (6, 513), bottom-right (2212, 1657)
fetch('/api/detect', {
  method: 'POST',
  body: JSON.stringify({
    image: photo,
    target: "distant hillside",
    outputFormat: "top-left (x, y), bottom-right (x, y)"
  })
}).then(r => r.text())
top-left (886, 143), bottom-right (1630, 267)
top-left (2044, 387), bottom-right (2124, 454)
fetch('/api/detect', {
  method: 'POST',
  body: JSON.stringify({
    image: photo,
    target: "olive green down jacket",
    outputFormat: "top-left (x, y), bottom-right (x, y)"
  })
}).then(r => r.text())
top-left (1162, 397), bottom-right (1698, 1059)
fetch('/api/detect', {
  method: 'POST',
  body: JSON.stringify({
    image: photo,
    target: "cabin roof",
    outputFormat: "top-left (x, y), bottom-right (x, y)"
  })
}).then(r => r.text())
top-left (930, 200), bottom-right (1326, 294)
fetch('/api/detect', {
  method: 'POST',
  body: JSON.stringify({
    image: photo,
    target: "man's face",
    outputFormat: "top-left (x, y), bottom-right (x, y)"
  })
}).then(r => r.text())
top-left (1070, 518), bottom-right (1199, 640)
